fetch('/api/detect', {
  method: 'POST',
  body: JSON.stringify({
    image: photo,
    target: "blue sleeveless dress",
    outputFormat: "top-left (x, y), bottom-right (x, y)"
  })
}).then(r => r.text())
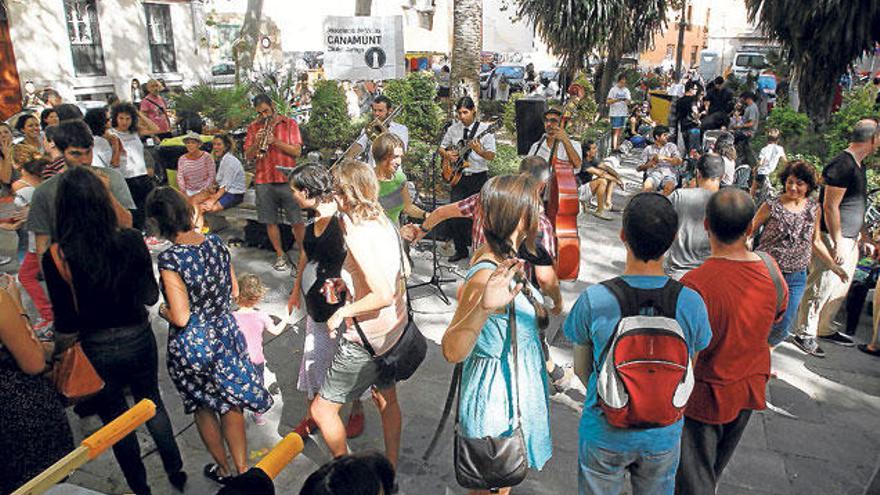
top-left (457, 261), bottom-right (552, 470)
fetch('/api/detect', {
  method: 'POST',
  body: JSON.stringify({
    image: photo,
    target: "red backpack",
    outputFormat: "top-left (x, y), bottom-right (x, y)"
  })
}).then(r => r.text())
top-left (596, 278), bottom-right (694, 429)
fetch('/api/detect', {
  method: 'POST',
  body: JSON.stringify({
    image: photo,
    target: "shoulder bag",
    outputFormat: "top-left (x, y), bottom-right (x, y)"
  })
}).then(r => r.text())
top-left (350, 219), bottom-right (426, 382)
top-left (48, 244), bottom-right (105, 404)
top-left (453, 302), bottom-right (528, 490)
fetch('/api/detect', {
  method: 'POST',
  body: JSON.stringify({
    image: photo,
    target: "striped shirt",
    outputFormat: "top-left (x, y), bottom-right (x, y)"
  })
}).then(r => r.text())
top-left (177, 151), bottom-right (216, 196)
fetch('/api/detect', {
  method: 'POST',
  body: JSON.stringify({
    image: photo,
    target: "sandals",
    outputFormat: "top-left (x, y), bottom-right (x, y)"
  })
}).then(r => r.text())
top-left (203, 463), bottom-right (231, 484)
top-left (858, 344), bottom-right (880, 357)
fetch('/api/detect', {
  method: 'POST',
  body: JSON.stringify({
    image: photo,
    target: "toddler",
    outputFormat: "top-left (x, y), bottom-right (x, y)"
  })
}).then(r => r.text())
top-left (233, 273), bottom-right (284, 425)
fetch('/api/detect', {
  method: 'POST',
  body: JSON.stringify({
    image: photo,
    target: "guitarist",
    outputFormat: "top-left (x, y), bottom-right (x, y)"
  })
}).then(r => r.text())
top-left (439, 96), bottom-right (496, 262)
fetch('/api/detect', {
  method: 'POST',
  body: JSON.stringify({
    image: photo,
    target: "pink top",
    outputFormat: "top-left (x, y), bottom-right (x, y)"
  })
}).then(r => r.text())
top-left (140, 94), bottom-right (171, 133)
top-left (177, 151), bottom-right (216, 196)
top-left (233, 308), bottom-right (273, 364)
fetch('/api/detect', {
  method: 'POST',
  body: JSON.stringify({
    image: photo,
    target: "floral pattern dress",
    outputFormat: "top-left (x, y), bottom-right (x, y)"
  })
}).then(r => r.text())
top-left (158, 234), bottom-right (272, 414)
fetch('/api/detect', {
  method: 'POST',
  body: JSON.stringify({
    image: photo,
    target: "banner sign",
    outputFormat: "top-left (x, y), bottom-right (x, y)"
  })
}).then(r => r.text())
top-left (323, 16), bottom-right (405, 81)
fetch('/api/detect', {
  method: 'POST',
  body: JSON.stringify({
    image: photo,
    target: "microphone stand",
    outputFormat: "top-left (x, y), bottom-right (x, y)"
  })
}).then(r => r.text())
top-left (407, 122), bottom-right (456, 305)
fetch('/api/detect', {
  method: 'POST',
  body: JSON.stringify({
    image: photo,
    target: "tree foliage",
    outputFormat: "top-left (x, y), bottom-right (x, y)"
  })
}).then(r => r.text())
top-left (744, 0), bottom-right (880, 126)
top-left (303, 80), bottom-right (353, 152)
top-left (170, 84), bottom-right (256, 131)
top-left (383, 72), bottom-right (445, 143)
top-left (516, 0), bottom-right (672, 110)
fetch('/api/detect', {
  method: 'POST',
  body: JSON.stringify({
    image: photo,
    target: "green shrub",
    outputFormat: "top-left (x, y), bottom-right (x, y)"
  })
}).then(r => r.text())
top-left (170, 84), bottom-right (256, 131)
top-left (304, 80), bottom-right (353, 152)
top-left (480, 100), bottom-right (506, 121)
top-left (502, 93), bottom-right (524, 136)
top-left (488, 143), bottom-right (520, 177)
top-left (824, 86), bottom-right (880, 164)
top-left (401, 139), bottom-right (444, 194)
top-left (765, 104), bottom-right (811, 146)
top-left (383, 72), bottom-right (445, 143)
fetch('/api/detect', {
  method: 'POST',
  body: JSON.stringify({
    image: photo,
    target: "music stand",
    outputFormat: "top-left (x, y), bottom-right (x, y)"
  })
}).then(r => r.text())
top-left (407, 148), bottom-right (455, 305)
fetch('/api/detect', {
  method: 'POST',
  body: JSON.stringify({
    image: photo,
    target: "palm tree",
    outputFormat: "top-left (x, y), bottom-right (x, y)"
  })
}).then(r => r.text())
top-left (516, 0), bottom-right (672, 113)
top-left (450, 0), bottom-right (483, 109)
top-left (745, 0), bottom-right (880, 126)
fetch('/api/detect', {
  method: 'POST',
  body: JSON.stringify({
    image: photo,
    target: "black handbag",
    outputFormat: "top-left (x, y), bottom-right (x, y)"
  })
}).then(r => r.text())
top-left (350, 220), bottom-right (426, 382)
top-left (453, 303), bottom-right (528, 490)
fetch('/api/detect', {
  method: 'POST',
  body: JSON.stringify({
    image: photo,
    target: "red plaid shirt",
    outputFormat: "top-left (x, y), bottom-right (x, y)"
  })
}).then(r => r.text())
top-left (457, 193), bottom-right (556, 258)
top-left (245, 116), bottom-right (301, 184)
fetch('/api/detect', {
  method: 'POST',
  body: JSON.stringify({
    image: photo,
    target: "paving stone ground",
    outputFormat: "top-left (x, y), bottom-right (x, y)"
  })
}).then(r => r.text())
top-left (4, 155), bottom-right (879, 494)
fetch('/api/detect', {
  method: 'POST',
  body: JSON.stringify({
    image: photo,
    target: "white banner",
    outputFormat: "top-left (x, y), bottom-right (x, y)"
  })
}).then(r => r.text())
top-left (323, 16), bottom-right (405, 81)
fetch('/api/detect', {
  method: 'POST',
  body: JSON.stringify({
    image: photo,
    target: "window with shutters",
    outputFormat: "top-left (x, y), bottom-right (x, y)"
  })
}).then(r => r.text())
top-left (63, 0), bottom-right (106, 76)
top-left (144, 3), bottom-right (177, 73)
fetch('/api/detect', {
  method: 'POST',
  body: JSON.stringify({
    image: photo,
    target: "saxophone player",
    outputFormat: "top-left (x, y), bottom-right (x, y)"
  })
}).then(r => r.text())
top-left (343, 94), bottom-right (409, 166)
top-left (244, 94), bottom-right (304, 272)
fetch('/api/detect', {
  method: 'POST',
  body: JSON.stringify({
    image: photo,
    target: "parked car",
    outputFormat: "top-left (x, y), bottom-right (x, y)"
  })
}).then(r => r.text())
top-left (483, 64), bottom-right (526, 100)
top-left (211, 61), bottom-right (236, 87)
top-left (730, 52), bottom-right (769, 80)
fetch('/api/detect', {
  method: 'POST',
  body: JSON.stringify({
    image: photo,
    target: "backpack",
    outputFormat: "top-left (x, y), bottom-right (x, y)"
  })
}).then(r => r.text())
top-left (596, 278), bottom-right (694, 429)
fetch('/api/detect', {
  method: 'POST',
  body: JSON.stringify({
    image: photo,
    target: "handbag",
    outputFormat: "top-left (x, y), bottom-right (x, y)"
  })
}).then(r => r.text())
top-left (350, 220), bottom-right (426, 382)
top-left (47, 244), bottom-right (105, 403)
top-left (453, 303), bottom-right (528, 490)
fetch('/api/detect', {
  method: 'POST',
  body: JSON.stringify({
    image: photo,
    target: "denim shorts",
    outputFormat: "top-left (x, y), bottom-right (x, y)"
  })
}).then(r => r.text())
top-left (318, 338), bottom-right (394, 404)
top-left (218, 192), bottom-right (244, 210)
top-left (610, 116), bottom-right (627, 129)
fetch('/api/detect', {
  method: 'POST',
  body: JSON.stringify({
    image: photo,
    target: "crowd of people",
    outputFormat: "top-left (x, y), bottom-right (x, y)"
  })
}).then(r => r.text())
top-left (1, 68), bottom-right (879, 495)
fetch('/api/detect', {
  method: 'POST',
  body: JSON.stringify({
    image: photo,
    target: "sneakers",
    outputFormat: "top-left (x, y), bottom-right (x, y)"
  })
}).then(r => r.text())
top-left (791, 336), bottom-right (826, 358)
top-left (818, 331), bottom-right (855, 347)
top-left (273, 255), bottom-right (291, 272)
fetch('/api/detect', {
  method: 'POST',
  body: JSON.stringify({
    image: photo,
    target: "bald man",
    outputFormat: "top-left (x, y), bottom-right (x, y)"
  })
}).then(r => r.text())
top-left (791, 119), bottom-right (880, 357)
top-left (676, 188), bottom-right (788, 495)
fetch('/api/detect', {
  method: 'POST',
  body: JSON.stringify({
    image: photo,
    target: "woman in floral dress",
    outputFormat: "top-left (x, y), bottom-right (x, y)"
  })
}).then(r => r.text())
top-left (146, 187), bottom-right (272, 484)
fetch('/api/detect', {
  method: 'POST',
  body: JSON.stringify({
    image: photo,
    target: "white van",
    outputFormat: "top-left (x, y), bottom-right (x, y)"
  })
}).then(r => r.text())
top-left (731, 52), bottom-right (769, 80)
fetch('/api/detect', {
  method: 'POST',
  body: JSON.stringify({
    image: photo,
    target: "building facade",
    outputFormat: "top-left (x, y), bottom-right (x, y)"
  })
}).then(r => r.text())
top-left (1, 0), bottom-right (211, 118)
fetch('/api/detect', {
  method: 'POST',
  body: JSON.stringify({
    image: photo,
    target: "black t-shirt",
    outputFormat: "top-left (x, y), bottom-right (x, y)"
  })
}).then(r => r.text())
top-left (302, 216), bottom-right (347, 322)
top-left (706, 86), bottom-right (734, 115)
top-left (577, 157), bottom-right (599, 185)
top-left (43, 229), bottom-right (158, 334)
top-left (675, 95), bottom-right (698, 129)
top-left (820, 151), bottom-right (867, 239)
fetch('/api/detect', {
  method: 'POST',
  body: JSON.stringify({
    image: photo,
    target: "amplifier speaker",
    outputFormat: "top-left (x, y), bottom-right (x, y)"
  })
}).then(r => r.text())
top-left (515, 97), bottom-right (548, 155)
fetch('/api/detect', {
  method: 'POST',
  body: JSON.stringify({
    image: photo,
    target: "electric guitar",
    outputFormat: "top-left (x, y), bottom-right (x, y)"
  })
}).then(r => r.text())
top-left (441, 120), bottom-right (502, 187)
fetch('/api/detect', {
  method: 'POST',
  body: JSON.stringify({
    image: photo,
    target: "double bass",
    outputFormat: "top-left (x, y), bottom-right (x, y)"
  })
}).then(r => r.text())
top-left (544, 98), bottom-right (581, 281)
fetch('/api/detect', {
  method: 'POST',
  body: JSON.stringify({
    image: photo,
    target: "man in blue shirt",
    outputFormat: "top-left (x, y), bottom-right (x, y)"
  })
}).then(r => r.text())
top-left (564, 192), bottom-right (712, 495)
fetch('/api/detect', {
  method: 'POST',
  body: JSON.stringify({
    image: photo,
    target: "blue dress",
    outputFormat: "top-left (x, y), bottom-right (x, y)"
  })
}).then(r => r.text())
top-left (458, 261), bottom-right (552, 470)
top-left (158, 234), bottom-right (272, 414)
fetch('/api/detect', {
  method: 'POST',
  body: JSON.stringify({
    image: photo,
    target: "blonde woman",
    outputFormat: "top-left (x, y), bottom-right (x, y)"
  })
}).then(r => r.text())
top-left (310, 160), bottom-right (408, 470)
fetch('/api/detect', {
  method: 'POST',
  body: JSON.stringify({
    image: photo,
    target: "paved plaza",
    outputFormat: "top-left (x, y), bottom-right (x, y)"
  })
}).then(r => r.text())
top-left (4, 157), bottom-right (879, 495)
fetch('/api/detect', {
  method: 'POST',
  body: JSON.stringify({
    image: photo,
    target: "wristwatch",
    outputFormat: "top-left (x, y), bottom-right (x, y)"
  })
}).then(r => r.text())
top-left (419, 224), bottom-right (430, 234)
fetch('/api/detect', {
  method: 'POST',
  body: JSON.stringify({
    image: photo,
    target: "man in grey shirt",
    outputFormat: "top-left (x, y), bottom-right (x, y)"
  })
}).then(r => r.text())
top-left (665, 153), bottom-right (724, 279)
top-left (734, 91), bottom-right (759, 168)
top-left (27, 120), bottom-right (135, 258)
